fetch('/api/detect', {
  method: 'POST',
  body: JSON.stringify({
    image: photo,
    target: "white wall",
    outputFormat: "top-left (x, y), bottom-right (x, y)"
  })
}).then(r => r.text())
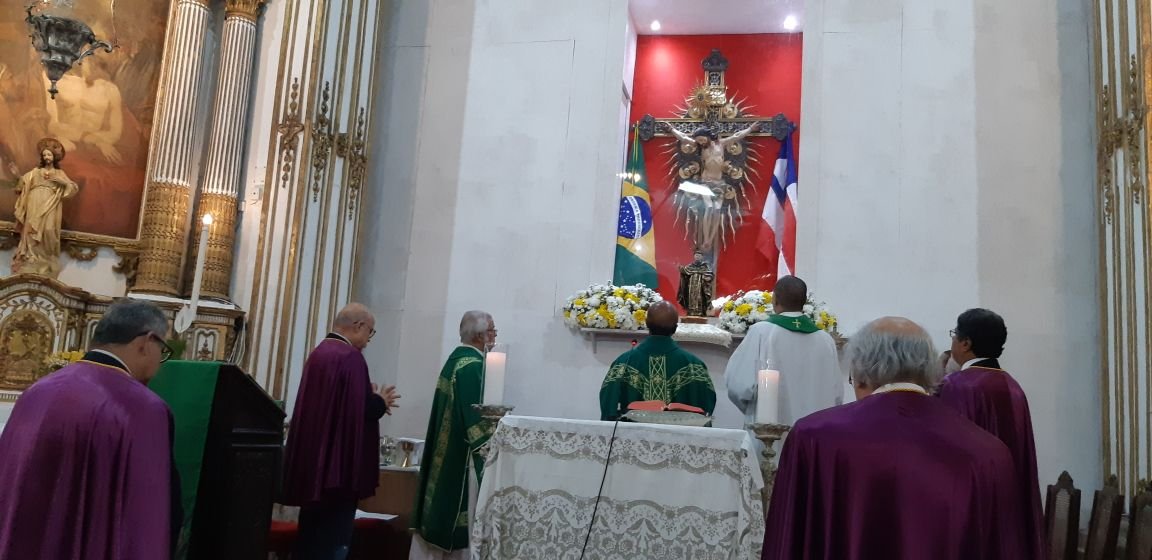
top-left (354, 0), bottom-right (757, 437)
top-left (800, 0), bottom-right (1100, 494)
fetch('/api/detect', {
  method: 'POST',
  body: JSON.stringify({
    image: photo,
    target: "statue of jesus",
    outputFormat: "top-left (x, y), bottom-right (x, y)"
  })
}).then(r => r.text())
top-left (665, 121), bottom-right (760, 252)
top-left (12, 138), bottom-right (79, 278)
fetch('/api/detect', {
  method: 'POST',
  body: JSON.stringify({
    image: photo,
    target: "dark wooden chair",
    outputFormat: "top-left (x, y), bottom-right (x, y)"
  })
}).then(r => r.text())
top-left (1046, 471), bottom-right (1082, 560)
top-left (1084, 475), bottom-right (1125, 560)
top-left (1128, 480), bottom-right (1152, 560)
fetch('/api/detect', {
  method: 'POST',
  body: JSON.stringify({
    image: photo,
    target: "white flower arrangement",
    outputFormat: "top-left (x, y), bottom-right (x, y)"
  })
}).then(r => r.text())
top-left (717, 291), bottom-right (773, 334)
top-left (717, 290), bottom-right (839, 334)
top-left (562, 283), bottom-right (664, 330)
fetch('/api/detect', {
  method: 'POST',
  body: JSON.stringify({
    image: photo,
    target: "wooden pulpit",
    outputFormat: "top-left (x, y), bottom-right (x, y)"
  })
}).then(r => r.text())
top-left (151, 361), bottom-right (286, 560)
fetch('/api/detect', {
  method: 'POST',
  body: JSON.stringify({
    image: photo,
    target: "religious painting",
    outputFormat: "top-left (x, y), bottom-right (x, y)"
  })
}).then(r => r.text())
top-left (0, 1), bottom-right (169, 240)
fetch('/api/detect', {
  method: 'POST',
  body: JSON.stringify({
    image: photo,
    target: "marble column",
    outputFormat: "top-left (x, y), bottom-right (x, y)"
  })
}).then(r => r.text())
top-left (186, 0), bottom-right (264, 299)
top-left (133, 0), bottom-right (212, 295)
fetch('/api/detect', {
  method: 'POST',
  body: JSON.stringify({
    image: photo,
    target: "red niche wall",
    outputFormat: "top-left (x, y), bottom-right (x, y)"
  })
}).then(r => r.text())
top-left (631, 34), bottom-right (802, 307)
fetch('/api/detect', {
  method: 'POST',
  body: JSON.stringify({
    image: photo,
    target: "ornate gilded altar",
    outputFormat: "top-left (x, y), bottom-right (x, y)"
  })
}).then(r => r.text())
top-left (0, 274), bottom-right (241, 402)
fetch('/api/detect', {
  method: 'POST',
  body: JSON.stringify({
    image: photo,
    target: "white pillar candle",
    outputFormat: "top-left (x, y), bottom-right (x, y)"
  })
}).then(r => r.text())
top-left (189, 213), bottom-right (213, 311)
top-left (175, 214), bottom-right (213, 334)
top-left (483, 347), bottom-right (507, 405)
top-left (756, 369), bottom-right (780, 424)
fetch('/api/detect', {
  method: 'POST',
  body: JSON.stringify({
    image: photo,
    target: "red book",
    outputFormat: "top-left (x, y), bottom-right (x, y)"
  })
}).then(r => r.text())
top-left (627, 401), bottom-right (705, 415)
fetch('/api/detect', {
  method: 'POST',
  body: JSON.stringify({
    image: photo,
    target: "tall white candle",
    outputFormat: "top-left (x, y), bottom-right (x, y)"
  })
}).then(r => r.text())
top-left (755, 369), bottom-right (780, 424)
top-left (189, 213), bottom-right (213, 310)
top-left (483, 347), bottom-right (506, 405)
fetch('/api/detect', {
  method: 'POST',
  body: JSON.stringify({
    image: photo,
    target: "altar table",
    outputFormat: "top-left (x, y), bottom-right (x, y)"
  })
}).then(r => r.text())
top-left (471, 415), bottom-right (764, 560)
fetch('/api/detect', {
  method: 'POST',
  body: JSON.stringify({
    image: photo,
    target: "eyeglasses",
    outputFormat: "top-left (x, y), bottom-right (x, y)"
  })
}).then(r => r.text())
top-left (144, 332), bottom-right (174, 363)
top-left (949, 329), bottom-right (958, 338)
top-left (355, 321), bottom-right (376, 339)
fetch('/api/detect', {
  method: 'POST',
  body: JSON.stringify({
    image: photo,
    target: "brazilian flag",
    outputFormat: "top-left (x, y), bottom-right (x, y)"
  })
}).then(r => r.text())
top-left (613, 127), bottom-right (658, 287)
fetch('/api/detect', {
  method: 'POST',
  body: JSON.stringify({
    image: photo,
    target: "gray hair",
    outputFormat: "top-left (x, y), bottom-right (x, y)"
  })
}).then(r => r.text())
top-left (846, 317), bottom-right (940, 389)
top-left (91, 299), bottom-right (169, 346)
top-left (459, 310), bottom-right (492, 343)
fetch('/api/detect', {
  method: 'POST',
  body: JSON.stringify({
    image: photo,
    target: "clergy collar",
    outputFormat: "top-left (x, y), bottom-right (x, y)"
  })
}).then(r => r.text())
top-left (778, 311), bottom-right (804, 317)
top-left (84, 349), bottom-right (133, 378)
top-left (326, 332), bottom-right (352, 345)
top-left (872, 382), bottom-right (928, 396)
top-left (960, 357), bottom-right (1003, 370)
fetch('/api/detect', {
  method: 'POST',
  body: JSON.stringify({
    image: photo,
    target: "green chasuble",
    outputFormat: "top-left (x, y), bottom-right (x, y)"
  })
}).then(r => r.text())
top-left (599, 335), bottom-right (716, 420)
top-left (765, 313), bottom-right (819, 333)
top-left (411, 345), bottom-right (490, 551)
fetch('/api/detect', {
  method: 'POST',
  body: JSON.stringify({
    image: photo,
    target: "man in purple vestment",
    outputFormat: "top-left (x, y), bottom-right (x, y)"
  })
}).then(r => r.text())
top-left (0, 299), bottom-right (180, 559)
top-left (283, 303), bottom-right (401, 560)
top-left (763, 316), bottom-right (1028, 560)
top-left (939, 308), bottom-right (1045, 559)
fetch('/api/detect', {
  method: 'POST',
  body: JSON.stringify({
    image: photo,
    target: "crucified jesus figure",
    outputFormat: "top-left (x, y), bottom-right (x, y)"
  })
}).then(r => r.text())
top-left (664, 121), bottom-right (760, 252)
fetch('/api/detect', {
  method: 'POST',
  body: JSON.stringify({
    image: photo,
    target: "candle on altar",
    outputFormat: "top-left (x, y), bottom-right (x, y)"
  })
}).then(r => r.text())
top-left (755, 368), bottom-right (780, 424)
top-left (483, 343), bottom-right (507, 405)
top-left (189, 213), bottom-right (213, 311)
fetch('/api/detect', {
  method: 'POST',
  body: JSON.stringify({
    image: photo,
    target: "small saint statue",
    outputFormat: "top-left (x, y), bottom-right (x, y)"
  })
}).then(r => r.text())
top-left (12, 138), bottom-right (79, 278)
top-left (677, 250), bottom-right (715, 318)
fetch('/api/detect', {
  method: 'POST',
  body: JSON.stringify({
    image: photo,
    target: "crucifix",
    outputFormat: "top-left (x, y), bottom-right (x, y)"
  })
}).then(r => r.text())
top-left (793, 319), bottom-right (803, 329)
top-left (636, 49), bottom-right (795, 314)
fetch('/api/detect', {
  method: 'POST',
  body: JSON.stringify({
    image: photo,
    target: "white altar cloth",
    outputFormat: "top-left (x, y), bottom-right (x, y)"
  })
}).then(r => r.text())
top-left (471, 415), bottom-right (764, 560)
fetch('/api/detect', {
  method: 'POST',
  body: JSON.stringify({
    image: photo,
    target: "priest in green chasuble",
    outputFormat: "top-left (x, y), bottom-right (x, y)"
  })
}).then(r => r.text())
top-left (410, 311), bottom-right (497, 559)
top-left (600, 301), bottom-right (716, 420)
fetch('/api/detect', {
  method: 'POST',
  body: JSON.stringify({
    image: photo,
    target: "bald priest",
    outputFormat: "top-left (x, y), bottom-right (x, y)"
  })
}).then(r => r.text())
top-left (600, 301), bottom-right (716, 420)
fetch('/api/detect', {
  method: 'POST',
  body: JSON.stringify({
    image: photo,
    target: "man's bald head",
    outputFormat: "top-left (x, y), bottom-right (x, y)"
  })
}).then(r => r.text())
top-left (846, 316), bottom-right (939, 396)
top-left (332, 302), bottom-right (375, 349)
top-left (646, 301), bottom-right (679, 336)
top-left (772, 275), bottom-right (807, 312)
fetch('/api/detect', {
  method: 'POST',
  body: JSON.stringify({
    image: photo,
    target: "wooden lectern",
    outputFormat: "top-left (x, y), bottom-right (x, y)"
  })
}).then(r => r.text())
top-left (151, 362), bottom-right (286, 560)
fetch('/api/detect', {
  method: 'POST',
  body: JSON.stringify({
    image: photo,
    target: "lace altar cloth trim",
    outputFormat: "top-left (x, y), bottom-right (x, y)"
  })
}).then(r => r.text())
top-left (488, 424), bottom-right (748, 478)
top-left (473, 487), bottom-right (760, 560)
top-left (474, 417), bottom-right (765, 559)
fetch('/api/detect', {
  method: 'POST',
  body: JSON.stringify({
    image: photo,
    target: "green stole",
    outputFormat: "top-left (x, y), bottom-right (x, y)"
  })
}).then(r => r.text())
top-left (766, 313), bottom-right (819, 333)
top-left (411, 345), bottom-right (489, 551)
top-left (599, 335), bottom-right (716, 420)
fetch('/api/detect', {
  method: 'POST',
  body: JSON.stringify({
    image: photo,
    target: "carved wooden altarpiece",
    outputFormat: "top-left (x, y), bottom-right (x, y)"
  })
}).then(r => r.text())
top-left (0, 275), bottom-right (242, 402)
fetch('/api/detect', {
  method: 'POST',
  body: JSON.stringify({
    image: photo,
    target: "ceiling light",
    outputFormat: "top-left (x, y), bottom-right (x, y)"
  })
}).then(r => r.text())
top-left (782, 15), bottom-right (798, 31)
top-left (650, 20), bottom-right (661, 32)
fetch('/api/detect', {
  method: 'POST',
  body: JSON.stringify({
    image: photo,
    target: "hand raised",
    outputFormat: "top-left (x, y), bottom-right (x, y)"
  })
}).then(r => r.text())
top-left (379, 384), bottom-right (401, 414)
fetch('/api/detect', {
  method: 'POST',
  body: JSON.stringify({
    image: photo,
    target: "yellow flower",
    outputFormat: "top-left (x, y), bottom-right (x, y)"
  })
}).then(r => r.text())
top-left (613, 288), bottom-right (625, 298)
top-left (633, 309), bottom-right (647, 324)
top-left (756, 305), bottom-right (768, 314)
top-left (764, 292), bottom-right (773, 303)
top-left (816, 319), bottom-right (826, 330)
top-left (574, 298), bottom-right (586, 308)
top-left (598, 307), bottom-right (617, 328)
top-left (735, 303), bottom-right (753, 316)
top-left (564, 310), bottom-right (571, 319)
top-left (723, 301), bottom-right (735, 312)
